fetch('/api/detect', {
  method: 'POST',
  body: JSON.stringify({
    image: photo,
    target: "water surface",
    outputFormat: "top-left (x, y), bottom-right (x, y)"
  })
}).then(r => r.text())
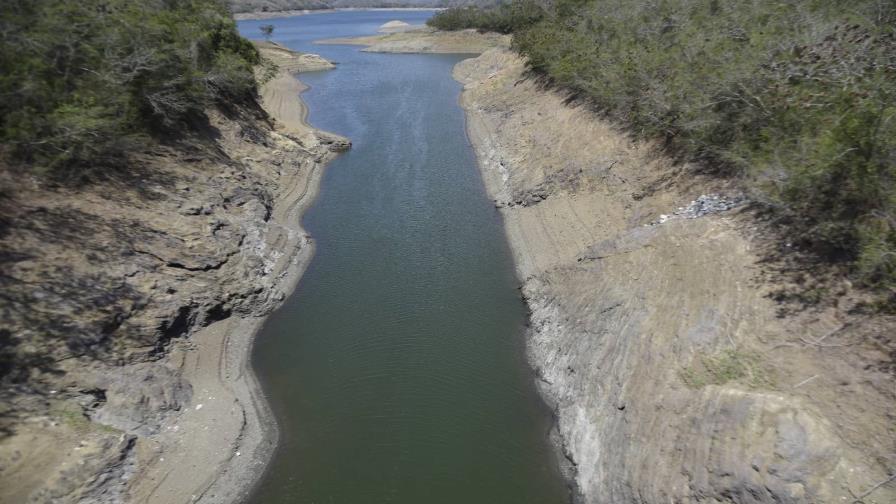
top-left (238, 12), bottom-right (569, 503)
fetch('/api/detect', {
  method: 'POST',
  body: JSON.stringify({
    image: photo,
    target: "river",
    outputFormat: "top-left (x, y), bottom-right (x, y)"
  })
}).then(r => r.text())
top-left (238, 11), bottom-right (569, 503)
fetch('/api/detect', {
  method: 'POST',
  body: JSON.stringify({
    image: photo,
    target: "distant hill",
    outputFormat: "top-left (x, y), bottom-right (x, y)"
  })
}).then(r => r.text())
top-left (229, 0), bottom-right (498, 14)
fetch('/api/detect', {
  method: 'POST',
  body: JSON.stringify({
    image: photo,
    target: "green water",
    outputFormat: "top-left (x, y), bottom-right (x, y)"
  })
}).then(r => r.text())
top-left (240, 11), bottom-right (570, 504)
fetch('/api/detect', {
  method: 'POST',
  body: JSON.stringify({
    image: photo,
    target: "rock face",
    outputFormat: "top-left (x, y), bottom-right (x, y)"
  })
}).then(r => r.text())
top-left (0, 46), bottom-right (347, 502)
top-left (456, 49), bottom-right (896, 504)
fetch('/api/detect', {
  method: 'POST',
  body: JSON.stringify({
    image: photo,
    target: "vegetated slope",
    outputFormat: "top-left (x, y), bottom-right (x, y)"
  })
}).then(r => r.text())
top-left (431, 0), bottom-right (896, 307)
top-left (0, 1), bottom-right (347, 501)
top-left (457, 46), bottom-right (896, 504)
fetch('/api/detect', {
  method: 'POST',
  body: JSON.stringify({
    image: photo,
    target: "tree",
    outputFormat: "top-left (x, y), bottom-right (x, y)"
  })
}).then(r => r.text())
top-left (260, 24), bottom-right (274, 41)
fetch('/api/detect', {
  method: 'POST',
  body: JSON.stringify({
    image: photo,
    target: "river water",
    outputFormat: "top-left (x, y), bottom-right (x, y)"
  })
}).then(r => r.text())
top-left (238, 11), bottom-right (569, 503)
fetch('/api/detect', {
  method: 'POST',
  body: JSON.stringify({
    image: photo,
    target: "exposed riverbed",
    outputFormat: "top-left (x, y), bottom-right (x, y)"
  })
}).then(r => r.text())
top-left (238, 12), bottom-right (570, 504)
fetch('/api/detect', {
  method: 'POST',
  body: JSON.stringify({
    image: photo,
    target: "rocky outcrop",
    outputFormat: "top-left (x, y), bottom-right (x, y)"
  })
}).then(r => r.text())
top-left (0, 47), bottom-right (347, 503)
top-left (456, 49), bottom-right (896, 504)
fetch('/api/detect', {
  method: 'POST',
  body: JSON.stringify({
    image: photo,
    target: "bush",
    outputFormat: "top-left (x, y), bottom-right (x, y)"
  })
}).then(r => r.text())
top-left (0, 0), bottom-right (261, 171)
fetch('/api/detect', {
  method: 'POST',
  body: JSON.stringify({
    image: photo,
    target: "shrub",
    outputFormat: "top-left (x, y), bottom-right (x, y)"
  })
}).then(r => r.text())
top-left (0, 0), bottom-right (261, 172)
top-left (426, 1), bottom-right (545, 34)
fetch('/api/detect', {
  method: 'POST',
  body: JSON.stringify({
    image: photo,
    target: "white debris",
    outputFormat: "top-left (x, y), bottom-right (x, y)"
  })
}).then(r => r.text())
top-left (649, 193), bottom-right (745, 226)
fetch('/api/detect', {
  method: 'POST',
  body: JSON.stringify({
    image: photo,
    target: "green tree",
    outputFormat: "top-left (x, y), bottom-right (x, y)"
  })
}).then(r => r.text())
top-left (0, 0), bottom-right (261, 172)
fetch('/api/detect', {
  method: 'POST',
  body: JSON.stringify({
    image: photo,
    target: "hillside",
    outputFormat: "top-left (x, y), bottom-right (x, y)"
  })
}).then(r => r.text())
top-left (0, 1), bottom-right (347, 501)
top-left (425, 1), bottom-right (896, 501)
top-left (456, 48), bottom-right (896, 504)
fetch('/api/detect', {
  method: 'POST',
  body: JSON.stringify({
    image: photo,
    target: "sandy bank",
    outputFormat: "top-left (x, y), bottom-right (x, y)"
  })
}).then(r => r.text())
top-left (317, 27), bottom-right (509, 53)
top-left (455, 49), bottom-right (896, 503)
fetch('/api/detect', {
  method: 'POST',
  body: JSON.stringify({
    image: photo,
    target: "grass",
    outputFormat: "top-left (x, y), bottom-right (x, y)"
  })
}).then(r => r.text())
top-left (680, 349), bottom-right (775, 389)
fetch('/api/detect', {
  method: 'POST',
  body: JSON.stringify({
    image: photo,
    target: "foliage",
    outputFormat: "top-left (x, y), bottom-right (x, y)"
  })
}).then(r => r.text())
top-left (426, 1), bottom-right (545, 34)
top-left (257, 57), bottom-right (281, 86)
top-left (0, 0), bottom-right (261, 172)
top-left (260, 23), bottom-right (275, 40)
top-left (433, 0), bottom-right (896, 296)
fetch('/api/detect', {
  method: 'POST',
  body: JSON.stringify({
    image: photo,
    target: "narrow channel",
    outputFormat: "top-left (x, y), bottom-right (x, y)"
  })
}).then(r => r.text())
top-left (239, 11), bottom-right (569, 503)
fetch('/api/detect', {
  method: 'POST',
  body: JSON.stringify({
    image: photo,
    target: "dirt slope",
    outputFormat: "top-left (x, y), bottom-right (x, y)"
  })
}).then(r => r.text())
top-left (456, 49), bottom-right (896, 504)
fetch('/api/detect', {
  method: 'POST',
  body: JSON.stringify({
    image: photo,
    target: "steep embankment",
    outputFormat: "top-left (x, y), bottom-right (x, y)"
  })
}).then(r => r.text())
top-left (456, 49), bottom-right (896, 503)
top-left (0, 45), bottom-right (347, 503)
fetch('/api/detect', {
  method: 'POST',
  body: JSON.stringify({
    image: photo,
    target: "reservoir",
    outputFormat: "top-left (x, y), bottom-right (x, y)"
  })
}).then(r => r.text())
top-left (238, 11), bottom-right (569, 503)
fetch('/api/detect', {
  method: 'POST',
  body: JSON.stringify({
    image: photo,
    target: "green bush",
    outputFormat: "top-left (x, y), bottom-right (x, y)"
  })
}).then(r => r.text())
top-left (426, 1), bottom-right (545, 34)
top-left (0, 0), bottom-right (260, 171)
top-left (435, 0), bottom-right (896, 297)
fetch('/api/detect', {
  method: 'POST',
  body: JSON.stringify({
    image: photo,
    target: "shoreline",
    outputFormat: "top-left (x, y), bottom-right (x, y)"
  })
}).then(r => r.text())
top-left (452, 53), bottom-right (584, 503)
top-left (125, 48), bottom-right (347, 503)
top-left (234, 7), bottom-right (440, 21)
